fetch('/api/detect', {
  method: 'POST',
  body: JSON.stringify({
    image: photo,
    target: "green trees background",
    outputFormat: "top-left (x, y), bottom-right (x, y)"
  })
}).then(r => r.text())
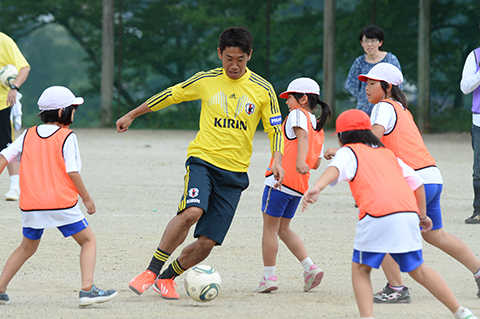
top-left (1, 0), bottom-right (479, 131)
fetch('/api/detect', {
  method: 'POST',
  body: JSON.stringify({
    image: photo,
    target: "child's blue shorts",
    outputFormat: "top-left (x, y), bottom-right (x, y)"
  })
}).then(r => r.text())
top-left (23, 218), bottom-right (89, 240)
top-left (261, 186), bottom-right (300, 219)
top-left (352, 249), bottom-right (424, 272)
top-left (424, 183), bottom-right (443, 230)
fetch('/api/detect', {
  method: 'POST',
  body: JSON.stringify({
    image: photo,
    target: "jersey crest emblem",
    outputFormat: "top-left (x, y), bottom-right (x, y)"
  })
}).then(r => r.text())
top-left (245, 103), bottom-right (255, 115)
top-left (188, 188), bottom-right (199, 198)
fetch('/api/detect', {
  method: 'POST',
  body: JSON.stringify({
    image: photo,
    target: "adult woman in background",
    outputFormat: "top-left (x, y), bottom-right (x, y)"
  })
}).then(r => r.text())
top-left (345, 25), bottom-right (402, 116)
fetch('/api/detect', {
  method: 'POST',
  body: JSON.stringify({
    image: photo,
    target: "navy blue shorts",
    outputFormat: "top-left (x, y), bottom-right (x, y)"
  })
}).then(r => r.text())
top-left (178, 157), bottom-right (249, 245)
top-left (23, 218), bottom-right (89, 240)
top-left (0, 107), bottom-right (13, 150)
top-left (424, 183), bottom-right (443, 230)
top-left (261, 186), bottom-right (300, 219)
top-left (352, 249), bottom-right (424, 272)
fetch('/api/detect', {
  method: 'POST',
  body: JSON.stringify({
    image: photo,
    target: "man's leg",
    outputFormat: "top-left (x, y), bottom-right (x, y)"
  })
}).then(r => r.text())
top-left (5, 161), bottom-right (20, 201)
top-left (466, 124), bottom-right (480, 224)
top-left (0, 108), bottom-right (18, 201)
top-left (153, 235), bottom-right (216, 299)
top-left (128, 207), bottom-right (203, 295)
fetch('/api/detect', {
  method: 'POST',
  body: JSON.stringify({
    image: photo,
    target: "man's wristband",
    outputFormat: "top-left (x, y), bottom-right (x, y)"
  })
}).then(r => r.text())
top-left (9, 84), bottom-right (19, 92)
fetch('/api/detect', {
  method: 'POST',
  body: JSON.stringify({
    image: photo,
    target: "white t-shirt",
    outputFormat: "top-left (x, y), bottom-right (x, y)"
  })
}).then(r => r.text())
top-left (264, 109), bottom-right (324, 196)
top-left (370, 101), bottom-right (443, 184)
top-left (460, 50), bottom-right (480, 126)
top-left (327, 146), bottom-right (424, 253)
top-left (0, 125), bottom-right (85, 228)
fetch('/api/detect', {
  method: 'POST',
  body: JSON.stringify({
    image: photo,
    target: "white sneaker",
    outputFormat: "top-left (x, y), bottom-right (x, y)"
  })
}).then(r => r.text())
top-left (5, 188), bottom-right (19, 201)
top-left (303, 265), bottom-right (324, 292)
top-left (254, 275), bottom-right (278, 293)
top-left (454, 307), bottom-right (478, 319)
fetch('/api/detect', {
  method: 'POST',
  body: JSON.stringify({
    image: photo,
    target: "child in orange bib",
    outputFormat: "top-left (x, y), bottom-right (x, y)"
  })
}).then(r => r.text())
top-left (0, 86), bottom-right (117, 307)
top-left (303, 109), bottom-right (476, 319)
top-left (256, 78), bottom-right (331, 293)
top-left (360, 62), bottom-right (480, 303)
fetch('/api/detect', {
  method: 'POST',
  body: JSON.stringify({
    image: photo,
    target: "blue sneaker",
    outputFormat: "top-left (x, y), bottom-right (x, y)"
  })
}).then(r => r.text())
top-left (79, 284), bottom-right (118, 307)
top-left (0, 292), bottom-right (9, 304)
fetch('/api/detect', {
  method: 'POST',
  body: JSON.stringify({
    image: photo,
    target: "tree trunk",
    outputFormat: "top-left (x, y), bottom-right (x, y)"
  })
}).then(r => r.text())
top-left (101, 0), bottom-right (114, 127)
top-left (323, 0), bottom-right (336, 118)
top-left (418, 0), bottom-right (431, 132)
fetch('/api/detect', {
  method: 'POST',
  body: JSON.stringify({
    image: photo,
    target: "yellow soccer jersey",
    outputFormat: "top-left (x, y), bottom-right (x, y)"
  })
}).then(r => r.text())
top-left (0, 32), bottom-right (30, 111)
top-left (147, 67), bottom-right (283, 172)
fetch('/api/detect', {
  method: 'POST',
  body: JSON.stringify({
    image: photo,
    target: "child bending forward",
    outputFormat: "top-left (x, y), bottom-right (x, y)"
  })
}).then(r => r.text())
top-left (302, 109), bottom-right (476, 319)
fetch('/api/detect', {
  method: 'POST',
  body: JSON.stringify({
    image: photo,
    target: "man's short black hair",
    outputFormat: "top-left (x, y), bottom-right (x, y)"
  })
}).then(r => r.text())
top-left (218, 26), bottom-right (252, 54)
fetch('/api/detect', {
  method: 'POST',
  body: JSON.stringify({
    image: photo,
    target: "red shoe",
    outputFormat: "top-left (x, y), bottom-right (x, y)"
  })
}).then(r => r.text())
top-left (129, 270), bottom-right (156, 295)
top-left (153, 278), bottom-right (179, 299)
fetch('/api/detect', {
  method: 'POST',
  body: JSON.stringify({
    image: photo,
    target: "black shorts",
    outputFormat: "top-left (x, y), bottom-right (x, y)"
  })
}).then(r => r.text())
top-left (0, 107), bottom-right (12, 150)
top-left (178, 156), bottom-right (249, 245)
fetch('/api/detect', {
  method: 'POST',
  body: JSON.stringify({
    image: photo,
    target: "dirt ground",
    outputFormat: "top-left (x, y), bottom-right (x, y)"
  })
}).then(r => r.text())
top-left (0, 128), bottom-right (479, 319)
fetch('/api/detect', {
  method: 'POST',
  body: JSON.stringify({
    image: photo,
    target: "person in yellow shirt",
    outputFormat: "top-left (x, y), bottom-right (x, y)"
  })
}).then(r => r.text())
top-left (116, 26), bottom-right (284, 300)
top-left (0, 31), bottom-right (30, 201)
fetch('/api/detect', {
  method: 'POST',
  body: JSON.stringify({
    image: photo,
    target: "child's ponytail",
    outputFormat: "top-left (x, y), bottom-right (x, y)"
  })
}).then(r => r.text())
top-left (381, 82), bottom-right (408, 109)
top-left (315, 96), bottom-right (332, 132)
top-left (292, 93), bottom-right (332, 131)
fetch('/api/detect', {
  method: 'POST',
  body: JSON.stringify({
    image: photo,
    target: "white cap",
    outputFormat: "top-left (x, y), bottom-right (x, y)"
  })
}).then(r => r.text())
top-left (279, 77), bottom-right (320, 99)
top-left (358, 62), bottom-right (403, 86)
top-left (37, 86), bottom-right (84, 111)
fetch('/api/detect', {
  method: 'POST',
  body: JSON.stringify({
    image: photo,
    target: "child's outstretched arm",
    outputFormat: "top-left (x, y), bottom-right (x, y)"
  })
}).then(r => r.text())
top-left (68, 172), bottom-right (96, 215)
top-left (323, 148), bottom-right (338, 160)
top-left (302, 166), bottom-right (339, 211)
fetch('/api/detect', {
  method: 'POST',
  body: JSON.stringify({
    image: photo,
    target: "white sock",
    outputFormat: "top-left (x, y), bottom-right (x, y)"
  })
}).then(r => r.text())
top-left (9, 175), bottom-right (19, 190)
top-left (264, 266), bottom-right (276, 279)
top-left (454, 306), bottom-right (467, 318)
top-left (473, 268), bottom-right (480, 278)
top-left (300, 257), bottom-right (314, 273)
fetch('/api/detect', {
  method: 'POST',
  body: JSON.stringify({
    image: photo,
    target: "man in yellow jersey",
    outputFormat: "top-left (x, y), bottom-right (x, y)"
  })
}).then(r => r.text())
top-left (0, 32), bottom-right (30, 201)
top-left (116, 26), bottom-right (284, 299)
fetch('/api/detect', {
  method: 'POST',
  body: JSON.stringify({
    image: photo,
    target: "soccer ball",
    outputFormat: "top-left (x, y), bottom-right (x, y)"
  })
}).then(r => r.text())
top-left (0, 64), bottom-right (18, 87)
top-left (184, 264), bottom-right (221, 302)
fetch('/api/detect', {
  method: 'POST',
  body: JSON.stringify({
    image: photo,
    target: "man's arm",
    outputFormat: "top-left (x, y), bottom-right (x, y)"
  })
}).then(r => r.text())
top-left (460, 51), bottom-right (480, 95)
top-left (7, 66), bottom-right (30, 107)
top-left (116, 102), bottom-right (152, 132)
top-left (270, 151), bottom-right (284, 189)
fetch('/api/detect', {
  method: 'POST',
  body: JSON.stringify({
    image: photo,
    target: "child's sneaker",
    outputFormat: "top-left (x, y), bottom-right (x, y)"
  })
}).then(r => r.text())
top-left (303, 265), bottom-right (324, 292)
top-left (373, 283), bottom-right (411, 303)
top-left (79, 285), bottom-right (118, 307)
top-left (254, 275), bottom-right (278, 293)
top-left (0, 292), bottom-right (9, 304)
top-left (454, 306), bottom-right (478, 319)
top-left (4, 188), bottom-right (19, 201)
